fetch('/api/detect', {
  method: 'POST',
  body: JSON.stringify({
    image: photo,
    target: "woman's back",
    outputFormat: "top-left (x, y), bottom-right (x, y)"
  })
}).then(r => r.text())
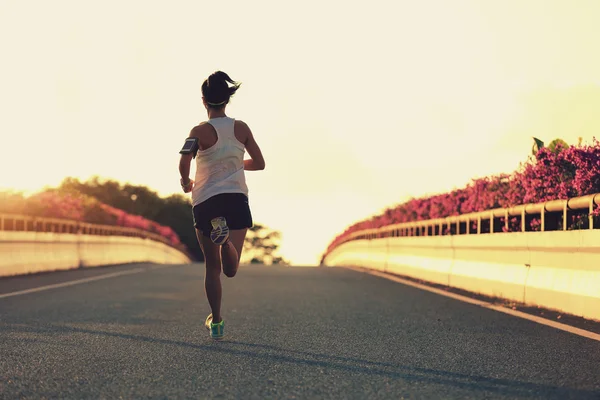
top-left (191, 116), bottom-right (248, 206)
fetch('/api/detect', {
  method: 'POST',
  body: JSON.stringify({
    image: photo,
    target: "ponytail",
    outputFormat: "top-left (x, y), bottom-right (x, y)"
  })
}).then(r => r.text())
top-left (202, 71), bottom-right (241, 108)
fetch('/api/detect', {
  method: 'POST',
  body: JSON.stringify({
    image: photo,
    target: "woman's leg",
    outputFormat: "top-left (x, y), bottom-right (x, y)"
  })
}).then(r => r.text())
top-left (221, 228), bottom-right (248, 278)
top-left (197, 229), bottom-right (223, 324)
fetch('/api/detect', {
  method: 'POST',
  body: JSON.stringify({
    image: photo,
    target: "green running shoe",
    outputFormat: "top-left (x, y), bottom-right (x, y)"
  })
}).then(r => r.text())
top-left (205, 313), bottom-right (224, 340)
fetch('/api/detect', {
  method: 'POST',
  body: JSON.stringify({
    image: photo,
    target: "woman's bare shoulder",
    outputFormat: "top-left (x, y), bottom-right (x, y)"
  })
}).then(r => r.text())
top-left (189, 121), bottom-right (212, 137)
top-left (234, 119), bottom-right (250, 129)
top-left (234, 120), bottom-right (251, 143)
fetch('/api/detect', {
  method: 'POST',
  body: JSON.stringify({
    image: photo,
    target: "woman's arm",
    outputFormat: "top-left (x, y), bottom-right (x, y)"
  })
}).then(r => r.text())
top-left (238, 121), bottom-right (265, 171)
top-left (179, 127), bottom-right (199, 193)
top-left (178, 126), bottom-right (206, 192)
top-left (178, 153), bottom-right (194, 193)
top-left (244, 158), bottom-right (264, 171)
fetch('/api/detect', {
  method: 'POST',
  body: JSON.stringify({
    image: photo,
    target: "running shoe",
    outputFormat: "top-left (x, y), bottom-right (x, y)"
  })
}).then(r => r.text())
top-left (205, 313), bottom-right (224, 340)
top-left (210, 217), bottom-right (230, 245)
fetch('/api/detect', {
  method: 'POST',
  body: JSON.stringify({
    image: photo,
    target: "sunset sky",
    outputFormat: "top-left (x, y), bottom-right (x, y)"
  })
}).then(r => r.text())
top-left (1, 0), bottom-right (600, 265)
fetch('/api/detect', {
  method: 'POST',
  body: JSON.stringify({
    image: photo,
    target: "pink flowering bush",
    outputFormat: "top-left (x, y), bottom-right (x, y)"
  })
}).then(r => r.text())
top-left (0, 189), bottom-right (181, 247)
top-left (100, 204), bottom-right (181, 246)
top-left (26, 190), bottom-right (95, 222)
top-left (0, 191), bottom-right (27, 214)
top-left (326, 139), bottom-right (600, 255)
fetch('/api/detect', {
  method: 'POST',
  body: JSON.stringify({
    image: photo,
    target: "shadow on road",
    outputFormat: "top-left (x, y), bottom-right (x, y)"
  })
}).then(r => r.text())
top-left (3, 323), bottom-right (598, 399)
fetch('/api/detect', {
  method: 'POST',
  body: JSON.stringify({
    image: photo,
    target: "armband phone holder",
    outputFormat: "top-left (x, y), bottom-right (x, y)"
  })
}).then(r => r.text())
top-left (179, 137), bottom-right (199, 158)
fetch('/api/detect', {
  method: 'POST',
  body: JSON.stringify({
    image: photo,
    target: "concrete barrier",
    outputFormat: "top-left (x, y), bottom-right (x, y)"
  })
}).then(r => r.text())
top-left (324, 230), bottom-right (600, 321)
top-left (0, 231), bottom-right (190, 277)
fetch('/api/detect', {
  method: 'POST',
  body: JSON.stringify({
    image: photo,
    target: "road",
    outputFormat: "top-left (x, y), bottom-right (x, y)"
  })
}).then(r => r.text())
top-left (1, 263), bottom-right (599, 399)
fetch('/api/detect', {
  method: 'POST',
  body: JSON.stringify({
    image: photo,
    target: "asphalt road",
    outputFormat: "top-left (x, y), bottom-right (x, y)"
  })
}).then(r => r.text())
top-left (1, 263), bottom-right (599, 399)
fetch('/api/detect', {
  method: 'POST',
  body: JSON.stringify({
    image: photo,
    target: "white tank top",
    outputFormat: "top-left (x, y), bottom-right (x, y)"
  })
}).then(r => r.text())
top-left (191, 117), bottom-right (248, 206)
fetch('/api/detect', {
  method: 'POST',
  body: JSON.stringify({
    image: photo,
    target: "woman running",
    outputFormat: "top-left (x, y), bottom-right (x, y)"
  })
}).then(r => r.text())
top-left (178, 71), bottom-right (265, 339)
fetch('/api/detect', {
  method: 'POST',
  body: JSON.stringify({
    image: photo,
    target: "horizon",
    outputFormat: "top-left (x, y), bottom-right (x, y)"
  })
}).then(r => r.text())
top-left (2, 0), bottom-right (600, 265)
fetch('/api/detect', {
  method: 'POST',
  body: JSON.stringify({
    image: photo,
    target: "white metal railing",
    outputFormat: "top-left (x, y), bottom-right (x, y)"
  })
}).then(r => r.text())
top-left (333, 193), bottom-right (600, 246)
top-left (0, 213), bottom-right (183, 251)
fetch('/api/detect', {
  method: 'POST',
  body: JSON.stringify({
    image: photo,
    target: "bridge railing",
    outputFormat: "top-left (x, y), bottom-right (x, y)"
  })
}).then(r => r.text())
top-left (336, 193), bottom-right (600, 245)
top-left (0, 212), bottom-right (182, 251)
top-left (324, 193), bottom-right (600, 321)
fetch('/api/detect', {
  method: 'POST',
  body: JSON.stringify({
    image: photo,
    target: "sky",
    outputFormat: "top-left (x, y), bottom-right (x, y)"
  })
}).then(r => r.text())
top-left (1, 0), bottom-right (600, 265)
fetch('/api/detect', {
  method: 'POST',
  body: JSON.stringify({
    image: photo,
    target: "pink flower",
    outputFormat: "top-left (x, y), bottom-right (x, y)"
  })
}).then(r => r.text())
top-left (14, 190), bottom-right (183, 248)
top-left (325, 140), bottom-right (600, 256)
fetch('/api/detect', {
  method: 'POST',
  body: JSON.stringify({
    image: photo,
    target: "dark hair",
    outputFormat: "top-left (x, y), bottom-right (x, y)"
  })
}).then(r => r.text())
top-left (201, 71), bottom-right (241, 109)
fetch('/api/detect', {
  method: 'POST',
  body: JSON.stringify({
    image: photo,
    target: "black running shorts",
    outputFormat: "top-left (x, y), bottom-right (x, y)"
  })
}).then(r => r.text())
top-left (192, 193), bottom-right (253, 237)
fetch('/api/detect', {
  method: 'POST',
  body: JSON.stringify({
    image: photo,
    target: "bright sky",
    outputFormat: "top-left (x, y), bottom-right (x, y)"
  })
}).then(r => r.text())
top-left (1, 0), bottom-right (600, 265)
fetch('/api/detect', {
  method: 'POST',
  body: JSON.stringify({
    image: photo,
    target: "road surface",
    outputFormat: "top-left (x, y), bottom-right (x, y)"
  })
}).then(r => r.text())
top-left (1, 263), bottom-right (599, 399)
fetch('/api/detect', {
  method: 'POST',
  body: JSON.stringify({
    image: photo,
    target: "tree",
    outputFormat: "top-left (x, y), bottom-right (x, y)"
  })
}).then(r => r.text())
top-left (152, 194), bottom-right (203, 261)
top-left (241, 223), bottom-right (289, 265)
top-left (532, 137), bottom-right (545, 155)
top-left (0, 191), bottom-right (26, 214)
top-left (532, 137), bottom-right (570, 158)
top-left (547, 138), bottom-right (569, 154)
top-left (57, 177), bottom-right (203, 261)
